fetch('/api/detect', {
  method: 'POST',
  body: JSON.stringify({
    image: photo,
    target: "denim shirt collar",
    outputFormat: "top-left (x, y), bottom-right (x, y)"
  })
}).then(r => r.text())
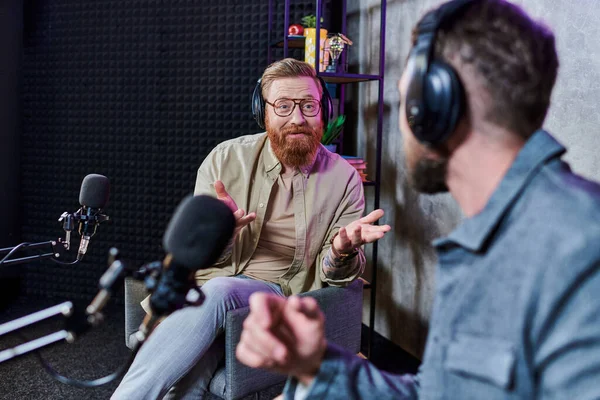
top-left (433, 130), bottom-right (566, 252)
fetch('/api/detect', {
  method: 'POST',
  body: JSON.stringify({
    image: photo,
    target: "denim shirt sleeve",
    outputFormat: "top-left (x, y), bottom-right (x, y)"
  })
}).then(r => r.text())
top-left (282, 343), bottom-right (419, 400)
top-left (532, 260), bottom-right (600, 399)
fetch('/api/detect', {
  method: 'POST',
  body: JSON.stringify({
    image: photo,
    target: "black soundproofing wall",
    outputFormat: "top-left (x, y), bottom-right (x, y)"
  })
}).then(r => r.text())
top-left (0, 0), bottom-right (24, 309)
top-left (19, 0), bottom-right (321, 302)
top-left (20, 0), bottom-right (273, 302)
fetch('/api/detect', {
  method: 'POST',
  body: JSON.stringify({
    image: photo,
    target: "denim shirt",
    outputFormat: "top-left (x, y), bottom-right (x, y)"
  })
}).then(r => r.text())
top-left (285, 130), bottom-right (600, 399)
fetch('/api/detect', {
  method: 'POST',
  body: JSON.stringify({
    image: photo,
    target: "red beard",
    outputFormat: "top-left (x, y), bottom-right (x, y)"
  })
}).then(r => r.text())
top-left (266, 116), bottom-right (323, 168)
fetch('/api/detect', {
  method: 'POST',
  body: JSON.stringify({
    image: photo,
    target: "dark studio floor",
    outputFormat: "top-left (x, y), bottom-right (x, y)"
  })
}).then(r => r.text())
top-left (0, 295), bottom-right (420, 400)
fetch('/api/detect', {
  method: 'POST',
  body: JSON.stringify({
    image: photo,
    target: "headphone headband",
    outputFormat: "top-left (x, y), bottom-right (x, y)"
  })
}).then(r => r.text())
top-left (417, 0), bottom-right (475, 35)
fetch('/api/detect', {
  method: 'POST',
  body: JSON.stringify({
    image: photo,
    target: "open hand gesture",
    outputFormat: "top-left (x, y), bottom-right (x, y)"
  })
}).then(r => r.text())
top-left (214, 180), bottom-right (256, 235)
top-left (332, 209), bottom-right (391, 255)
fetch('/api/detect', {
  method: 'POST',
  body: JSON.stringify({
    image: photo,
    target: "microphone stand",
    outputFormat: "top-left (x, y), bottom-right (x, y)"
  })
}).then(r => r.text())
top-left (0, 247), bottom-right (137, 388)
top-left (0, 246), bottom-right (157, 364)
top-left (0, 248), bottom-right (125, 364)
top-left (0, 245), bottom-right (203, 385)
top-left (0, 301), bottom-right (76, 363)
top-left (120, 258), bottom-right (206, 354)
top-left (0, 207), bottom-right (109, 267)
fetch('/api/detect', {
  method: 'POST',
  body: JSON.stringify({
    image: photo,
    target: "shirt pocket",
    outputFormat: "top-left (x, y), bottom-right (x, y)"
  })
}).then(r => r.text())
top-left (445, 333), bottom-right (516, 389)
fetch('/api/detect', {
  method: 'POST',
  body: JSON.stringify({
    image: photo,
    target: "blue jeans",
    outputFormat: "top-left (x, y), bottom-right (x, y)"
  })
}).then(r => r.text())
top-left (112, 275), bottom-right (284, 400)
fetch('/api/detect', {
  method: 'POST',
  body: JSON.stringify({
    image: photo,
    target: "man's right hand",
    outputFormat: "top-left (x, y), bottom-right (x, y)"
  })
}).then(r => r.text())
top-left (214, 180), bottom-right (256, 235)
top-left (236, 293), bottom-right (327, 387)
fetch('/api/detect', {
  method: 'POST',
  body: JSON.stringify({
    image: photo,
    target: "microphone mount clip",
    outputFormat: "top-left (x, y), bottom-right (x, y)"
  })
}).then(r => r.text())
top-left (58, 207), bottom-right (109, 252)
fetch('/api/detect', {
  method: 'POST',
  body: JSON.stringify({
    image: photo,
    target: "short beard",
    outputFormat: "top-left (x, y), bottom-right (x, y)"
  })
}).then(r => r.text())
top-left (266, 115), bottom-right (322, 168)
top-left (409, 157), bottom-right (449, 194)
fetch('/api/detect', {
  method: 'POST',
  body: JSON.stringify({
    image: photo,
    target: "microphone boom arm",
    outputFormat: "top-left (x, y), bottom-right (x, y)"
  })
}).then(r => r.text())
top-left (0, 207), bottom-right (110, 267)
top-left (0, 241), bottom-right (62, 267)
top-left (0, 248), bottom-right (125, 365)
top-left (0, 302), bottom-right (75, 363)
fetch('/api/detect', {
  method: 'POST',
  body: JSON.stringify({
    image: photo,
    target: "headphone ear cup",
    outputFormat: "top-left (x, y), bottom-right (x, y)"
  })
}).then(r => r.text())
top-left (251, 80), bottom-right (265, 130)
top-left (419, 61), bottom-right (465, 145)
top-left (323, 91), bottom-right (332, 126)
top-left (318, 77), bottom-right (332, 127)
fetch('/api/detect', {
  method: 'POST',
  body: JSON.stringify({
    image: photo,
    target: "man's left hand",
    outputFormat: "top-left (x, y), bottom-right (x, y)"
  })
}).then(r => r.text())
top-left (332, 209), bottom-right (391, 255)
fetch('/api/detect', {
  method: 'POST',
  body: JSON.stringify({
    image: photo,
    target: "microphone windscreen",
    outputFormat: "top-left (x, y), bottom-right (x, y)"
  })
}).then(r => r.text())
top-left (162, 194), bottom-right (235, 271)
top-left (79, 174), bottom-right (110, 209)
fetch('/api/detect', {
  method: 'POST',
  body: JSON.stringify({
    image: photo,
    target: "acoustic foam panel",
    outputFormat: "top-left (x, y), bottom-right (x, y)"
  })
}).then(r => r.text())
top-left (20, 0), bottom-right (280, 301)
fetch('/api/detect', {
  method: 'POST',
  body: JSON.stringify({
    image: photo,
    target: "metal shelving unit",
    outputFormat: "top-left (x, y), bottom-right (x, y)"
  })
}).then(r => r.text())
top-left (267, 0), bottom-right (386, 359)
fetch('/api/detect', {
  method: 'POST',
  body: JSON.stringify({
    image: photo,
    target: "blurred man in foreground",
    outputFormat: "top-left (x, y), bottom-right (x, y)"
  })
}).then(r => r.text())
top-left (236, 1), bottom-right (600, 399)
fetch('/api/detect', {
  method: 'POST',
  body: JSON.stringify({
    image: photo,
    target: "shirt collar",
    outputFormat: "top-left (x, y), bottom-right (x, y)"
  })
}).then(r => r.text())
top-left (433, 130), bottom-right (567, 252)
top-left (264, 137), bottom-right (280, 174)
top-left (263, 136), bottom-right (320, 179)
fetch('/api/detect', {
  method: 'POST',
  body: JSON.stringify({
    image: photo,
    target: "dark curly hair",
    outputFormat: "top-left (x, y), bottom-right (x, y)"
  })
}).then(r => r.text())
top-left (416, 0), bottom-right (559, 139)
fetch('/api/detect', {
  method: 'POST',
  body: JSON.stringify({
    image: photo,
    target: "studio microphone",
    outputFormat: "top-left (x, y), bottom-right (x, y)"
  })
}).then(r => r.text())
top-left (148, 194), bottom-right (236, 317)
top-left (76, 174), bottom-right (110, 261)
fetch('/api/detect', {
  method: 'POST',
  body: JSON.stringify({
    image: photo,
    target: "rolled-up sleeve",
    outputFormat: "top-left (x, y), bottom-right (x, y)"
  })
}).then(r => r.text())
top-left (318, 168), bottom-right (366, 286)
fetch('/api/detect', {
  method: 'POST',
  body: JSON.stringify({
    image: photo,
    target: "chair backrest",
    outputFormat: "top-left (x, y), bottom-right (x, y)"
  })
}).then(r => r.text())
top-left (124, 278), bottom-right (149, 349)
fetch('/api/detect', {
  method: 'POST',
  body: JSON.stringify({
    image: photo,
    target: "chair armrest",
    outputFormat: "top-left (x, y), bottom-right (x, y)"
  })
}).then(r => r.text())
top-left (219, 279), bottom-right (363, 399)
top-left (299, 279), bottom-right (363, 353)
top-left (124, 277), bottom-right (148, 349)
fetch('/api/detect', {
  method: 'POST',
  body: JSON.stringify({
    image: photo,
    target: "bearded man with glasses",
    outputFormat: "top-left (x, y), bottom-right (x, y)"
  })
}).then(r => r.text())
top-left (112, 58), bottom-right (390, 400)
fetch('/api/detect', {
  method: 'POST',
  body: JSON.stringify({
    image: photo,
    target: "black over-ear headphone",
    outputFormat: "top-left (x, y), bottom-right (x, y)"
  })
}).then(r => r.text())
top-left (252, 75), bottom-right (333, 130)
top-left (405, 0), bottom-right (476, 146)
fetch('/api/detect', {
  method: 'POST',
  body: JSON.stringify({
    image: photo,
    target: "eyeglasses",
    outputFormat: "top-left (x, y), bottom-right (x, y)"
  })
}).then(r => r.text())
top-left (265, 98), bottom-right (322, 117)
